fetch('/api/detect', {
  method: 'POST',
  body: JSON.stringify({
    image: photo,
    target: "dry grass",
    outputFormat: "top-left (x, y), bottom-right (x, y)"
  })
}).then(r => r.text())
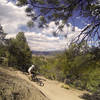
top-left (0, 67), bottom-right (49, 100)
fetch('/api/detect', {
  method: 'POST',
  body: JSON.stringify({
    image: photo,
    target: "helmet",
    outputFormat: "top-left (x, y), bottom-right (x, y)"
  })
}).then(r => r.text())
top-left (31, 65), bottom-right (35, 68)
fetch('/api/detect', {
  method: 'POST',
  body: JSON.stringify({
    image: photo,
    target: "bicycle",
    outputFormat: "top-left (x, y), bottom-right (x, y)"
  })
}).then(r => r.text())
top-left (29, 73), bottom-right (44, 86)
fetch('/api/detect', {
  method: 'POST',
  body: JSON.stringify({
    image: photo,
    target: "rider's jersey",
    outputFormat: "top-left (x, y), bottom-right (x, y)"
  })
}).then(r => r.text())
top-left (28, 65), bottom-right (35, 74)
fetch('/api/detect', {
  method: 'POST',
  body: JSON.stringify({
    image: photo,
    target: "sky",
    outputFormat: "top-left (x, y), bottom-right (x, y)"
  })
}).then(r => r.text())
top-left (0, 0), bottom-right (83, 51)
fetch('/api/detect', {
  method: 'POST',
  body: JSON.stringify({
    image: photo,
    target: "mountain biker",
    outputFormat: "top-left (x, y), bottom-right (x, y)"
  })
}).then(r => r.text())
top-left (28, 65), bottom-right (44, 86)
top-left (28, 65), bottom-right (36, 76)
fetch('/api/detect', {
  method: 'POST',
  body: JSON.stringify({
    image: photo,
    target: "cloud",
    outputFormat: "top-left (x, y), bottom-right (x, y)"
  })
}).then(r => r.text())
top-left (6, 21), bottom-right (81, 51)
top-left (25, 23), bottom-right (81, 51)
top-left (25, 32), bottom-right (67, 51)
top-left (0, 0), bottom-right (30, 34)
top-left (1, 0), bottom-right (82, 51)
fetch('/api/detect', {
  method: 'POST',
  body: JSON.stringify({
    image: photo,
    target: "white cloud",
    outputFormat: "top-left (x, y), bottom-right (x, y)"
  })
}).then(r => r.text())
top-left (0, 0), bottom-right (30, 34)
top-left (6, 22), bottom-right (81, 51)
top-left (25, 32), bottom-right (67, 51)
top-left (42, 21), bottom-right (81, 36)
top-left (24, 22), bottom-right (81, 51)
top-left (1, 0), bottom-right (82, 51)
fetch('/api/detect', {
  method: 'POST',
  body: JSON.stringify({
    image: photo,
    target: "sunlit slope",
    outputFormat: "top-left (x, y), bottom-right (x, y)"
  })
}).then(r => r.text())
top-left (0, 67), bottom-right (49, 100)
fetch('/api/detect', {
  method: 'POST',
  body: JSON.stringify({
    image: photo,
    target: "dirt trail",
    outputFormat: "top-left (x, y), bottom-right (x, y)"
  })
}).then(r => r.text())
top-left (16, 71), bottom-right (86, 100)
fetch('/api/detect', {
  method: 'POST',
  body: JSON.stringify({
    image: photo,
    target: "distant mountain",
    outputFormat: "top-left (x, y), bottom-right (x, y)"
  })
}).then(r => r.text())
top-left (32, 50), bottom-right (63, 56)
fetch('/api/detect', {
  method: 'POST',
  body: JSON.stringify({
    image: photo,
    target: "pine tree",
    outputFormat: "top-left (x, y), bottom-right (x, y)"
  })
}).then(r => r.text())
top-left (16, 0), bottom-right (100, 42)
top-left (8, 32), bottom-right (32, 71)
top-left (0, 24), bottom-right (7, 45)
top-left (0, 24), bottom-right (7, 65)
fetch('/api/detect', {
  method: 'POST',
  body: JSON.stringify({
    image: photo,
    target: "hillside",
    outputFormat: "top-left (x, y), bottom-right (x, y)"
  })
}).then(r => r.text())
top-left (32, 50), bottom-right (63, 56)
top-left (0, 66), bottom-right (88, 100)
top-left (0, 66), bottom-right (49, 100)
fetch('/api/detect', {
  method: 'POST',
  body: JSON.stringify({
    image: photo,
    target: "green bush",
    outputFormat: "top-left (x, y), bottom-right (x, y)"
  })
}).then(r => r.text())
top-left (33, 44), bottom-right (100, 92)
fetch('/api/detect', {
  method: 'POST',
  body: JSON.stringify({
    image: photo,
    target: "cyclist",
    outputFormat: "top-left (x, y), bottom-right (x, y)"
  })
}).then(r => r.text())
top-left (28, 65), bottom-right (36, 78)
top-left (28, 65), bottom-right (44, 86)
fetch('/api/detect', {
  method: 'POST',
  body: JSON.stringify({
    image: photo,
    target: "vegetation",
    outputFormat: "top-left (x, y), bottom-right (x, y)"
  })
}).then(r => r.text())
top-left (82, 91), bottom-right (100, 100)
top-left (31, 42), bottom-right (100, 93)
top-left (0, 25), bottom-right (32, 71)
top-left (1, 0), bottom-right (100, 98)
top-left (15, 1), bottom-right (100, 99)
top-left (7, 32), bottom-right (32, 71)
top-left (0, 25), bottom-right (48, 100)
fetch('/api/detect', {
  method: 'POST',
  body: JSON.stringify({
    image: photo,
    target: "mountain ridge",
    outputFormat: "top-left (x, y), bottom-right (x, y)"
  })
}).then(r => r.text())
top-left (32, 50), bottom-right (64, 55)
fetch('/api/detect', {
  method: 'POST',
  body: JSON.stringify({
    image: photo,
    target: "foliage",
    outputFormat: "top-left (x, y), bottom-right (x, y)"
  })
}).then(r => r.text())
top-left (17, 0), bottom-right (100, 41)
top-left (27, 21), bottom-right (34, 28)
top-left (0, 31), bottom-right (32, 71)
top-left (82, 90), bottom-right (100, 100)
top-left (31, 43), bottom-right (100, 92)
top-left (0, 44), bottom-right (7, 64)
top-left (0, 24), bottom-right (7, 44)
top-left (7, 32), bottom-right (32, 71)
top-left (0, 24), bottom-right (7, 65)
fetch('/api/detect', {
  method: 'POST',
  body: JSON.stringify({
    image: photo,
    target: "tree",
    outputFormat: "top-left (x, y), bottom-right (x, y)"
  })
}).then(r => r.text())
top-left (0, 24), bottom-right (7, 65)
top-left (0, 24), bottom-right (7, 45)
top-left (8, 32), bottom-right (32, 71)
top-left (16, 0), bottom-right (100, 42)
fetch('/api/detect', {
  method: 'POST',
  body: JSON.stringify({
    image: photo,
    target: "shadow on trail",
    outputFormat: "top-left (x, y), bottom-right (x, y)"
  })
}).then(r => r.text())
top-left (80, 92), bottom-right (100, 100)
top-left (37, 77), bottom-right (46, 81)
top-left (32, 77), bottom-right (45, 87)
